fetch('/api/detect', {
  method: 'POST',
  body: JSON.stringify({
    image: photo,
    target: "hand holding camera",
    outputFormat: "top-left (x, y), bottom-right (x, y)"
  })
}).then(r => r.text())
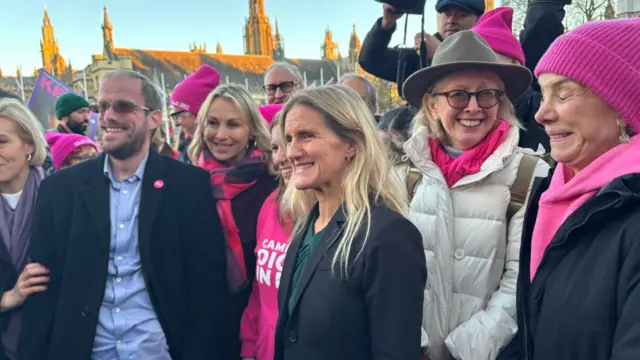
top-left (382, 3), bottom-right (405, 28)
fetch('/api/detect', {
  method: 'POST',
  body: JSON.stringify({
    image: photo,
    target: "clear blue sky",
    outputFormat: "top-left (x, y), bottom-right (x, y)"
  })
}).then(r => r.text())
top-left (0, 0), bottom-right (443, 76)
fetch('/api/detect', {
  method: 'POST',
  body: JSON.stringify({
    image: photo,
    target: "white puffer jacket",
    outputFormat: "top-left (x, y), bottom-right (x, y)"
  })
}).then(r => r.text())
top-left (403, 125), bottom-right (550, 360)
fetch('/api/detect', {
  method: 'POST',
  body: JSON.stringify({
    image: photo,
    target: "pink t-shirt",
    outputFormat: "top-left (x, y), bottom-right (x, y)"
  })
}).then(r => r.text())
top-left (240, 191), bottom-right (291, 360)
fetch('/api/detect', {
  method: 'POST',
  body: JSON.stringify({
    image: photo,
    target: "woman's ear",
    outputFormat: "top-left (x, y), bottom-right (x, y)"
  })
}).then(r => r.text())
top-left (344, 136), bottom-right (359, 160)
top-left (424, 94), bottom-right (438, 119)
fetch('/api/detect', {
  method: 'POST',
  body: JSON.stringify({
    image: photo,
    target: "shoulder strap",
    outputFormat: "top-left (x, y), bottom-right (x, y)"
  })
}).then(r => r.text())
top-left (406, 164), bottom-right (423, 200)
top-left (507, 154), bottom-right (538, 223)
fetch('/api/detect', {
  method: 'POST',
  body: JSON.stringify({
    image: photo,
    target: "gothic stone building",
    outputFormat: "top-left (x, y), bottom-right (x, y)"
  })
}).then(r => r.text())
top-left (68, 1), bottom-right (362, 104)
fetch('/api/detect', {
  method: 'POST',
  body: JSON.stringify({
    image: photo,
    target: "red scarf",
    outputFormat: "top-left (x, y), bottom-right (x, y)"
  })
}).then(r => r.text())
top-left (197, 147), bottom-right (267, 294)
top-left (429, 120), bottom-right (510, 188)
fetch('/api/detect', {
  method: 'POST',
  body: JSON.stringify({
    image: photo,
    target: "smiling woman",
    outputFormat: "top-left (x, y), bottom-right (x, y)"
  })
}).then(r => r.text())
top-left (504, 17), bottom-right (640, 360)
top-left (273, 85), bottom-right (426, 360)
top-left (0, 99), bottom-right (49, 360)
top-left (188, 84), bottom-right (277, 360)
top-left (401, 30), bottom-right (550, 360)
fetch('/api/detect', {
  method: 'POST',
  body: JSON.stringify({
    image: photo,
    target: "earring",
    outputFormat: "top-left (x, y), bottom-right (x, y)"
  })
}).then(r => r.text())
top-left (619, 123), bottom-right (630, 144)
top-left (27, 154), bottom-right (32, 163)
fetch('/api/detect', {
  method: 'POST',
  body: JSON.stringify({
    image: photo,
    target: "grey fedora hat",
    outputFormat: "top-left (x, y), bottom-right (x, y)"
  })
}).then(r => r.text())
top-left (402, 30), bottom-right (533, 109)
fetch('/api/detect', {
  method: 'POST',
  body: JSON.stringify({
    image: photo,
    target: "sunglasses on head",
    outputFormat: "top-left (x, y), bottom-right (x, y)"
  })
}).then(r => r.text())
top-left (92, 100), bottom-right (152, 114)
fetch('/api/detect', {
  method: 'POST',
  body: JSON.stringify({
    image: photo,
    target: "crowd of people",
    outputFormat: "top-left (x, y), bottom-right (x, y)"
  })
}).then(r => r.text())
top-left (0, 0), bottom-right (638, 359)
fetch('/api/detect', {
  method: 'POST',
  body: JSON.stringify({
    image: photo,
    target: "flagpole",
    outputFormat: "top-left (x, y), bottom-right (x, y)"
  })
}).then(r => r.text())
top-left (18, 66), bottom-right (25, 102)
top-left (160, 73), bottom-right (171, 146)
top-left (82, 69), bottom-right (89, 100)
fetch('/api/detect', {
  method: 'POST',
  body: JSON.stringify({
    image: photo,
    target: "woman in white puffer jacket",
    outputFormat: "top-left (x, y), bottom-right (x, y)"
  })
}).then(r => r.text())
top-left (401, 31), bottom-right (550, 360)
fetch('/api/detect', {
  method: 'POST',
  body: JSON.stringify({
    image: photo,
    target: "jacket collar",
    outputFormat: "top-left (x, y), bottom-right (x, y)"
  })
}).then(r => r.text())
top-left (281, 203), bottom-right (348, 314)
top-left (80, 151), bottom-right (167, 261)
top-left (404, 123), bottom-right (520, 188)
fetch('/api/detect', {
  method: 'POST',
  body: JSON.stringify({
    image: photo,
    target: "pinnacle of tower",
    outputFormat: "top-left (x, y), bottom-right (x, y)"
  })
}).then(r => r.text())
top-left (43, 6), bottom-right (51, 25)
top-left (103, 5), bottom-right (111, 26)
top-left (275, 18), bottom-right (280, 35)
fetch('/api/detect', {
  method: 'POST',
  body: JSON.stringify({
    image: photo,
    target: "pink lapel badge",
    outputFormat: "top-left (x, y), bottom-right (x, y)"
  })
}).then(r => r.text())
top-left (154, 180), bottom-right (164, 189)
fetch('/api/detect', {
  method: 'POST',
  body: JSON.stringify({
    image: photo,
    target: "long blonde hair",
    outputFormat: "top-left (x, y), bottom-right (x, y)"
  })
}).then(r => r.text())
top-left (412, 72), bottom-right (521, 138)
top-left (279, 86), bottom-right (407, 278)
top-left (188, 84), bottom-right (272, 165)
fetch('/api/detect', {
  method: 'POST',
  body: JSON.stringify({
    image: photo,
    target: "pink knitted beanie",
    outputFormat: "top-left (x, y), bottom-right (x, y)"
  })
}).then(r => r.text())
top-left (258, 104), bottom-right (284, 125)
top-left (45, 132), bottom-right (98, 170)
top-left (472, 7), bottom-right (525, 65)
top-left (171, 65), bottom-right (221, 114)
top-left (535, 18), bottom-right (640, 133)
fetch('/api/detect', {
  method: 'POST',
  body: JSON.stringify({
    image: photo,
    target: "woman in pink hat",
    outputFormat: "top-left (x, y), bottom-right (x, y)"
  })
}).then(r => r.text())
top-left (44, 132), bottom-right (98, 171)
top-left (502, 17), bottom-right (640, 360)
top-left (472, 7), bottom-right (550, 153)
top-left (170, 64), bottom-right (221, 164)
top-left (239, 109), bottom-right (292, 360)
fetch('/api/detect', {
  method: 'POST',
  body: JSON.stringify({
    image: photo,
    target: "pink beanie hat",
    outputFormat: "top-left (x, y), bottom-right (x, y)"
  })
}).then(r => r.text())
top-left (535, 17), bottom-right (640, 133)
top-left (472, 7), bottom-right (525, 65)
top-left (259, 104), bottom-right (284, 125)
top-left (45, 132), bottom-right (98, 170)
top-left (170, 65), bottom-right (221, 114)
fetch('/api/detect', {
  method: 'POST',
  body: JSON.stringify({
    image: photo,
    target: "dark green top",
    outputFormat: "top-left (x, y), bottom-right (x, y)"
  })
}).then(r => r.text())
top-left (288, 217), bottom-right (325, 315)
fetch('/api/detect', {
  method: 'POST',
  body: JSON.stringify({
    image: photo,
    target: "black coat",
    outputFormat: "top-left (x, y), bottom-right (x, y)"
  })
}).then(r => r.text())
top-left (18, 151), bottom-right (228, 360)
top-left (501, 172), bottom-right (640, 360)
top-left (225, 170), bottom-right (277, 360)
top-left (0, 245), bottom-right (20, 360)
top-left (274, 202), bottom-right (427, 360)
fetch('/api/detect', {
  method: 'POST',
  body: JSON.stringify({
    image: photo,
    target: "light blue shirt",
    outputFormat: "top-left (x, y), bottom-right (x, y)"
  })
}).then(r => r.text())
top-left (92, 155), bottom-right (171, 360)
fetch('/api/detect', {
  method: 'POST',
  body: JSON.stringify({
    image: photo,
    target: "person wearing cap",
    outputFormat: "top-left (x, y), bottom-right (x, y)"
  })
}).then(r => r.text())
top-left (48, 93), bottom-right (91, 135)
top-left (44, 132), bottom-right (98, 171)
top-left (401, 30), bottom-right (550, 359)
top-left (170, 64), bottom-right (221, 164)
top-left (501, 17), bottom-right (640, 360)
top-left (359, 0), bottom-right (484, 97)
top-left (359, 0), bottom-right (569, 99)
top-left (472, 7), bottom-right (550, 152)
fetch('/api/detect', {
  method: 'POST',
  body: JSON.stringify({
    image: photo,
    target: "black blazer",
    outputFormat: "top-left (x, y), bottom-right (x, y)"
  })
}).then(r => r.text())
top-left (274, 202), bottom-right (427, 360)
top-left (18, 151), bottom-right (228, 360)
top-left (0, 243), bottom-right (19, 360)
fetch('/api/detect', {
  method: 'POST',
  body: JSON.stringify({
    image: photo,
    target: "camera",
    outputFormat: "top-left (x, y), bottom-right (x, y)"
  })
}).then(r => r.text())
top-left (374, 0), bottom-right (426, 14)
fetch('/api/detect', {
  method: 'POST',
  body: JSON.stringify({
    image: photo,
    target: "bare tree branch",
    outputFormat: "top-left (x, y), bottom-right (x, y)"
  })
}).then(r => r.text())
top-left (502, 0), bottom-right (529, 35)
top-left (574, 0), bottom-right (608, 21)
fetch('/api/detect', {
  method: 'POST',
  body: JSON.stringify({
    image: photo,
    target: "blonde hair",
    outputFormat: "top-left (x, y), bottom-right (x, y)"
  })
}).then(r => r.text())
top-left (0, 98), bottom-right (47, 166)
top-left (412, 73), bottom-right (521, 138)
top-left (279, 86), bottom-right (407, 278)
top-left (188, 84), bottom-right (272, 166)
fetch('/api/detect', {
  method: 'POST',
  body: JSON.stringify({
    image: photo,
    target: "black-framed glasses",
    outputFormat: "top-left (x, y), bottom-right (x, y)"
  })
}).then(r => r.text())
top-left (434, 89), bottom-right (504, 109)
top-left (68, 154), bottom-right (97, 163)
top-left (263, 81), bottom-right (296, 96)
top-left (170, 110), bottom-right (194, 123)
top-left (92, 100), bottom-right (152, 114)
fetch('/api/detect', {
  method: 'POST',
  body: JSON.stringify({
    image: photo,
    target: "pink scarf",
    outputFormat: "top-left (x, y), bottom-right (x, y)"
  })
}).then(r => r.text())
top-left (429, 120), bottom-right (510, 188)
top-left (197, 148), bottom-right (267, 294)
top-left (530, 135), bottom-right (640, 281)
